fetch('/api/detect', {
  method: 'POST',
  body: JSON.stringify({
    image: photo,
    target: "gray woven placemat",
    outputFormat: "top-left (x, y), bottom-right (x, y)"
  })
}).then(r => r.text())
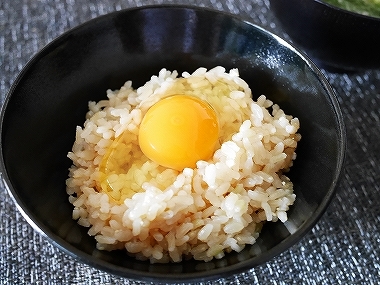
top-left (1, 0), bottom-right (379, 284)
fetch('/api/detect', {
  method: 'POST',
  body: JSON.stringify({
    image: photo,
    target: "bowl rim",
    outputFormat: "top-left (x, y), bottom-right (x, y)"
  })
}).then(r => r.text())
top-left (0, 4), bottom-right (347, 283)
top-left (314, 0), bottom-right (380, 21)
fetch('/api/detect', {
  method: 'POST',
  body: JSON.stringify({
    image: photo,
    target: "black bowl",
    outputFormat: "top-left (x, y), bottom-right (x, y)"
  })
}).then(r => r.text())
top-left (0, 5), bottom-right (345, 283)
top-left (270, 0), bottom-right (380, 71)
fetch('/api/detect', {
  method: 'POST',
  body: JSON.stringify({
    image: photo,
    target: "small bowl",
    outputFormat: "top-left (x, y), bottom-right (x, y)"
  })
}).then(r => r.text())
top-left (270, 0), bottom-right (380, 71)
top-left (0, 5), bottom-right (346, 283)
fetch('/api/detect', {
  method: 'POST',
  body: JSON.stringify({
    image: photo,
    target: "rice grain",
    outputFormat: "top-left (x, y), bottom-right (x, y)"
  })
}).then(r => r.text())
top-left (66, 66), bottom-right (301, 263)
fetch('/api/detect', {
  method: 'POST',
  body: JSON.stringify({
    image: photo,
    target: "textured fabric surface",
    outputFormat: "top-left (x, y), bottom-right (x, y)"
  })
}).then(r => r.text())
top-left (1, 0), bottom-right (379, 284)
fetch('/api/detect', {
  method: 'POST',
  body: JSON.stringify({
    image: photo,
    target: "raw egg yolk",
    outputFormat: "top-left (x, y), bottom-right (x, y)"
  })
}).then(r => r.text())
top-left (138, 95), bottom-right (219, 171)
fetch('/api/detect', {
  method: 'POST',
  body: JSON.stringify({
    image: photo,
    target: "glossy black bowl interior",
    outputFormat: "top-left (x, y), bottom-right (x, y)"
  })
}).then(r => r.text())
top-left (0, 5), bottom-right (346, 283)
top-left (270, 0), bottom-right (380, 71)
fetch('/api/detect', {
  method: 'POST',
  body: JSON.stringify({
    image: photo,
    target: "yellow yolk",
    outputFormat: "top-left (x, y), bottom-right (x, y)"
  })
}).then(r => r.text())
top-left (97, 94), bottom-right (219, 203)
top-left (138, 95), bottom-right (219, 171)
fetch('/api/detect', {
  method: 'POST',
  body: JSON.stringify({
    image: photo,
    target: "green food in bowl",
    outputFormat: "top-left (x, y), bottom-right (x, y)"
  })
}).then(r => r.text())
top-left (323, 0), bottom-right (380, 17)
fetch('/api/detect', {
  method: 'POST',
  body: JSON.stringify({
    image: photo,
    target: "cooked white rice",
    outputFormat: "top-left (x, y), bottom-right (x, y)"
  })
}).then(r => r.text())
top-left (66, 66), bottom-right (301, 263)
